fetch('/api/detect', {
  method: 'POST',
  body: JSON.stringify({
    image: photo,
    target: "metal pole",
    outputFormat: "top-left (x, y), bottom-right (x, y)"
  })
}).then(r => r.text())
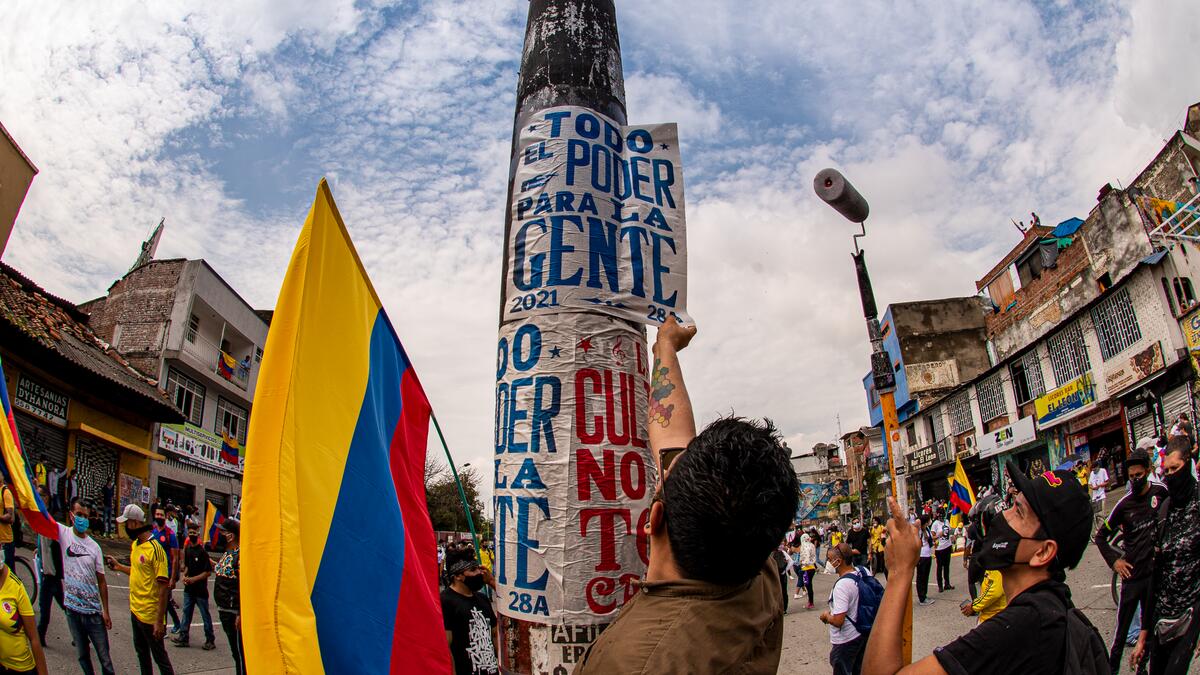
top-left (432, 414), bottom-right (480, 563)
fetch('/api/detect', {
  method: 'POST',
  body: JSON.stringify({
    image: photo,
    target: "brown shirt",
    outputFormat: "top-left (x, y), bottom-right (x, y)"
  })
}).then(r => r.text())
top-left (575, 561), bottom-right (783, 675)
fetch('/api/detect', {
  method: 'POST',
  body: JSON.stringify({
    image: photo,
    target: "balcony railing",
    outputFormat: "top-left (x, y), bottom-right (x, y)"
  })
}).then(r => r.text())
top-left (180, 336), bottom-right (249, 390)
top-left (1146, 191), bottom-right (1200, 243)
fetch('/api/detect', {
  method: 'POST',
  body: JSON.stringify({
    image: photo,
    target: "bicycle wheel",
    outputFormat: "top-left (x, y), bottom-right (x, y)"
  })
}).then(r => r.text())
top-left (1111, 571), bottom-right (1120, 607)
top-left (11, 556), bottom-right (36, 604)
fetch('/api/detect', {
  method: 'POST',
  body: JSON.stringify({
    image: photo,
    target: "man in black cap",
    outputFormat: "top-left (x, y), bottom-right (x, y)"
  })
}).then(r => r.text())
top-left (440, 552), bottom-right (498, 675)
top-left (1095, 448), bottom-right (1167, 672)
top-left (212, 519), bottom-right (243, 675)
top-left (862, 464), bottom-right (1108, 675)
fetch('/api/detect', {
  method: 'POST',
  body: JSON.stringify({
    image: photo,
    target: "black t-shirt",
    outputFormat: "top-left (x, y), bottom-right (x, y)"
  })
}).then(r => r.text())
top-left (935, 579), bottom-right (1072, 675)
top-left (1095, 483), bottom-right (1168, 581)
top-left (181, 538), bottom-right (212, 598)
top-left (440, 588), bottom-right (499, 675)
top-left (847, 528), bottom-right (869, 554)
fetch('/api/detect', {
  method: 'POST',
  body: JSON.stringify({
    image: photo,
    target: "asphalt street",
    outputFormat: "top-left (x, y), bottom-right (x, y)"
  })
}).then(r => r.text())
top-left (779, 542), bottom-right (1200, 675)
top-left (39, 547), bottom-right (236, 675)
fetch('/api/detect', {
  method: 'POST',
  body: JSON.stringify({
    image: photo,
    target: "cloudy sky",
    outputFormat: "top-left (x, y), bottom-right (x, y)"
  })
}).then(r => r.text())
top-left (3, 0), bottom-right (1198, 506)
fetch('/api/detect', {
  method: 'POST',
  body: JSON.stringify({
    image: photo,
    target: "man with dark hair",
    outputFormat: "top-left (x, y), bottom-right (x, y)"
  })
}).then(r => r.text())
top-left (1095, 448), bottom-right (1167, 673)
top-left (1131, 437), bottom-right (1200, 674)
top-left (577, 318), bottom-right (800, 674)
top-left (847, 520), bottom-right (869, 569)
top-left (441, 555), bottom-right (499, 675)
top-left (863, 465), bottom-right (1109, 674)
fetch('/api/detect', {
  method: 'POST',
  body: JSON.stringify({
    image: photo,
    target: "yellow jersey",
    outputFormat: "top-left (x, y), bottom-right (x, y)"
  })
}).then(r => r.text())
top-left (0, 568), bottom-right (34, 671)
top-left (0, 488), bottom-right (14, 545)
top-left (129, 537), bottom-right (168, 624)
top-left (971, 569), bottom-right (1008, 623)
top-left (830, 531), bottom-right (844, 546)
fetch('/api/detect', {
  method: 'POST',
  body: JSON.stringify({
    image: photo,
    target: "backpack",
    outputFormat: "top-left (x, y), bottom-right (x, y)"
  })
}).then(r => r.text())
top-left (1059, 599), bottom-right (1110, 675)
top-left (834, 567), bottom-right (885, 633)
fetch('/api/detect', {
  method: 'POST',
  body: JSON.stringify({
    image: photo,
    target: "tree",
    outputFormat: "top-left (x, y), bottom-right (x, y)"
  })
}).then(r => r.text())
top-left (425, 464), bottom-right (486, 537)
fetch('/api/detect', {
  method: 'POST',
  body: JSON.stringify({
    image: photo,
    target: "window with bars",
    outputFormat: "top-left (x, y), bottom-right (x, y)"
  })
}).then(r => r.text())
top-left (1011, 349), bottom-right (1046, 404)
top-left (1047, 322), bottom-right (1091, 386)
top-left (930, 409), bottom-right (946, 442)
top-left (906, 424), bottom-right (917, 447)
top-left (186, 314), bottom-right (199, 343)
top-left (949, 392), bottom-right (973, 434)
top-left (1091, 287), bottom-right (1142, 361)
top-left (215, 397), bottom-right (248, 444)
top-left (166, 368), bottom-right (205, 426)
top-left (977, 374), bottom-right (1006, 422)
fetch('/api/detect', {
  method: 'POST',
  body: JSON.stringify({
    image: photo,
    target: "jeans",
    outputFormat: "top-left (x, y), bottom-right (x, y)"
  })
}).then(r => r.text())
top-left (219, 611), bottom-right (245, 675)
top-left (177, 591), bottom-right (215, 644)
top-left (798, 568), bottom-right (814, 605)
top-left (934, 547), bottom-right (952, 591)
top-left (830, 635), bottom-right (865, 675)
top-left (131, 615), bottom-right (175, 675)
top-left (102, 506), bottom-right (112, 534)
top-left (1129, 605), bottom-right (1143, 644)
top-left (36, 574), bottom-right (64, 641)
top-left (66, 609), bottom-right (115, 675)
top-left (916, 556), bottom-right (932, 602)
top-left (1110, 576), bottom-right (1151, 674)
top-left (166, 596), bottom-right (181, 633)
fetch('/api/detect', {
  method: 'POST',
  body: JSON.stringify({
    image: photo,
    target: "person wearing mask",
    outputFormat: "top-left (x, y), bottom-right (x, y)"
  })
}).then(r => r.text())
top-left (1094, 448), bottom-right (1167, 673)
top-left (796, 532), bottom-right (817, 609)
top-left (812, 527), bottom-right (823, 563)
top-left (862, 466), bottom-right (1108, 675)
top-left (213, 519), bottom-right (243, 675)
top-left (847, 520), bottom-right (869, 569)
top-left (33, 491), bottom-right (64, 647)
top-left (149, 507), bottom-right (182, 637)
top-left (46, 467), bottom-right (61, 514)
top-left (821, 543), bottom-right (866, 675)
top-left (65, 470), bottom-right (78, 505)
top-left (1131, 438), bottom-right (1200, 675)
top-left (830, 524), bottom-right (844, 547)
top-left (931, 511), bottom-right (954, 592)
top-left (106, 504), bottom-right (174, 675)
top-left (60, 499), bottom-right (114, 675)
top-left (916, 514), bottom-right (935, 606)
top-left (1089, 458), bottom-right (1112, 528)
top-left (869, 517), bottom-right (887, 578)
top-left (576, 318), bottom-right (799, 674)
top-left (0, 552), bottom-right (47, 675)
top-left (441, 556), bottom-right (499, 675)
top-left (171, 520), bottom-right (215, 650)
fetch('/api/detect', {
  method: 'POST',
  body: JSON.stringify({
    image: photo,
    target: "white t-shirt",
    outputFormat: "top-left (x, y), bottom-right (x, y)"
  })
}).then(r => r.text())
top-left (1089, 468), bottom-right (1109, 502)
top-left (931, 520), bottom-right (953, 551)
top-left (828, 571), bottom-right (862, 645)
top-left (919, 526), bottom-right (933, 558)
top-left (56, 523), bottom-right (105, 614)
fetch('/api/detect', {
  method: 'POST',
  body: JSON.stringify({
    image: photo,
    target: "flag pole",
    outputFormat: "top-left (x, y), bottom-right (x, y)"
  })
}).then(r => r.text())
top-left (431, 413), bottom-right (481, 564)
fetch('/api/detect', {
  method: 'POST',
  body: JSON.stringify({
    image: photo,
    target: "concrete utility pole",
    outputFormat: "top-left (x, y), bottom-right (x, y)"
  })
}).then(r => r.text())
top-left (495, 2), bottom-right (653, 672)
top-left (814, 168), bottom-right (913, 664)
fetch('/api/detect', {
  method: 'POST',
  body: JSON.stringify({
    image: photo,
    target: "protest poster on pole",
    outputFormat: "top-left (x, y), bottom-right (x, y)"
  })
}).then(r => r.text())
top-left (504, 106), bottom-right (689, 328)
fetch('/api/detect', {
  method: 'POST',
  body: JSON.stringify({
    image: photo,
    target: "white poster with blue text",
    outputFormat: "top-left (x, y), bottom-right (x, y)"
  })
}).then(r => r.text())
top-left (504, 106), bottom-right (689, 327)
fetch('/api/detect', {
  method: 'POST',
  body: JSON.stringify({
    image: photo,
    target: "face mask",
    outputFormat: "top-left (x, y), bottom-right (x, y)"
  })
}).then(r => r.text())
top-left (975, 512), bottom-right (1042, 571)
top-left (1129, 475), bottom-right (1148, 496)
top-left (463, 575), bottom-right (486, 592)
top-left (154, 518), bottom-right (166, 528)
top-left (1165, 465), bottom-right (1196, 501)
top-left (126, 524), bottom-right (149, 540)
top-left (73, 515), bottom-right (89, 533)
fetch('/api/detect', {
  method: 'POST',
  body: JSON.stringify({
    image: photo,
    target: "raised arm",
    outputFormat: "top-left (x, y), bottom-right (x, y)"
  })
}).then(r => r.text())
top-left (648, 316), bottom-right (697, 474)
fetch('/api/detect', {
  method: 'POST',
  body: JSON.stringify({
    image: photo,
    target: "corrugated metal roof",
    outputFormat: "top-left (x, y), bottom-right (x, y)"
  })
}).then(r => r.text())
top-left (1141, 248), bottom-right (1169, 266)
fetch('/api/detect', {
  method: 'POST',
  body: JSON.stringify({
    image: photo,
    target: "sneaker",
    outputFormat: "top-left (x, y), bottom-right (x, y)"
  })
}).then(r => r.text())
top-left (945, 585), bottom-right (955, 591)
top-left (806, 602), bottom-right (814, 610)
top-left (918, 599), bottom-right (936, 606)
top-left (203, 641), bottom-right (216, 651)
top-left (171, 636), bottom-right (188, 647)
top-left (792, 593), bottom-right (800, 600)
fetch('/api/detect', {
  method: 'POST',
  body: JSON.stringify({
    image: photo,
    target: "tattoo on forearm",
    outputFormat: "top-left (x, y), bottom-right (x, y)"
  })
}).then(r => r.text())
top-left (649, 357), bottom-right (676, 428)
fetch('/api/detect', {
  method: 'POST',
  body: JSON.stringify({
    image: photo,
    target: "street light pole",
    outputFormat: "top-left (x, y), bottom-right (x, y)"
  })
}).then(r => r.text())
top-left (814, 168), bottom-right (912, 664)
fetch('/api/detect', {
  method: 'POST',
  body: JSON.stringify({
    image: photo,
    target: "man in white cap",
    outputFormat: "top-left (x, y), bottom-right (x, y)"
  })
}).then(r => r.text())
top-left (106, 504), bottom-right (175, 675)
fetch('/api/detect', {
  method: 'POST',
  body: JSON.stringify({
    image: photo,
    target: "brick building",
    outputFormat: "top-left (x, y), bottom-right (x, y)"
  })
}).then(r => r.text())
top-left (0, 261), bottom-right (183, 521)
top-left (82, 257), bottom-right (270, 514)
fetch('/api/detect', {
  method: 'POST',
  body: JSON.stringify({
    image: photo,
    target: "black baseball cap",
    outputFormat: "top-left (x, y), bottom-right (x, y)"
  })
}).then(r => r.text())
top-left (216, 518), bottom-right (240, 536)
top-left (1125, 449), bottom-right (1151, 469)
top-left (1005, 463), bottom-right (1091, 569)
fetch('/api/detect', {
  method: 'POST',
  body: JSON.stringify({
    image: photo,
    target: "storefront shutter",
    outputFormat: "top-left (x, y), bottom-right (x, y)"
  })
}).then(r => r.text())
top-left (13, 412), bottom-right (68, 469)
top-left (1162, 385), bottom-right (1195, 426)
top-left (1132, 413), bottom-right (1159, 447)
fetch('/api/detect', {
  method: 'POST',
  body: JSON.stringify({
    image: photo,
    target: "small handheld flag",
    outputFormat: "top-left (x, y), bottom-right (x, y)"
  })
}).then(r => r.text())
top-left (203, 500), bottom-right (226, 549)
top-left (0, 356), bottom-right (58, 538)
top-left (948, 457), bottom-right (976, 527)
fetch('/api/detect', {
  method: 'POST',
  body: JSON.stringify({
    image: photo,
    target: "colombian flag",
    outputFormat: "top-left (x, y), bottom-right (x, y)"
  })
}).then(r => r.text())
top-left (948, 456), bottom-right (976, 528)
top-left (218, 352), bottom-right (237, 380)
top-left (241, 180), bottom-right (447, 674)
top-left (0, 357), bottom-right (57, 538)
top-left (220, 431), bottom-right (240, 465)
top-left (203, 500), bottom-right (225, 549)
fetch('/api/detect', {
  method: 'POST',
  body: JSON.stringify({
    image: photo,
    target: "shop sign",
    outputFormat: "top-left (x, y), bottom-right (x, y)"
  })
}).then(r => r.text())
top-left (1035, 372), bottom-right (1096, 428)
top-left (1125, 401), bottom-right (1150, 420)
top-left (978, 416), bottom-right (1037, 459)
top-left (905, 360), bottom-right (959, 393)
top-left (908, 438), bottom-right (950, 473)
top-left (1103, 342), bottom-right (1164, 396)
top-left (1181, 308), bottom-right (1200, 377)
top-left (158, 423), bottom-right (243, 476)
top-left (1066, 399), bottom-right (1123, 435)
top-left (13, 375), bottom-right (68, 427)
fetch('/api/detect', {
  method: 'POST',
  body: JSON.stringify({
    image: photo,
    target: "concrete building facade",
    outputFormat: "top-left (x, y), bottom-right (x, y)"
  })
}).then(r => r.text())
top-left (0, 122), bottom-right (38, 258)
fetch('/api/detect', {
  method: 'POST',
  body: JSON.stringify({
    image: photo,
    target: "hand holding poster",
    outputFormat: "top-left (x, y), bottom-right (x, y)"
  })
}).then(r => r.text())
top-left (504, 106), bottom-right (689, 327)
